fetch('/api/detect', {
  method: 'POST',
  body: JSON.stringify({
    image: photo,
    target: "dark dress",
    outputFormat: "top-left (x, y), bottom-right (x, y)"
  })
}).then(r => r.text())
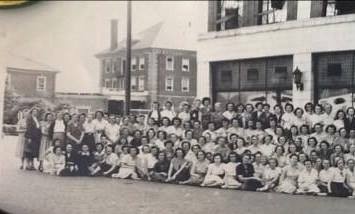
top-left (24, 117), bottom-right (42, 159)
top-left (60, 151), bottom-right (79, 176)
top-left (151, 160), bottom-right (170, 182)
top-left (77, 152), bottom-right (94, 176)
top-left (236, 163), bottom-right (262, 191)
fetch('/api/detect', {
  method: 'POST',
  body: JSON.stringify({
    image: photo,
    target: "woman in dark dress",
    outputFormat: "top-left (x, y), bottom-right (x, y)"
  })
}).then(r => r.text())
top-left (77, 144), bottom-right (94, 176)
top-left (150, 152), bottom-right (170, 182)
top-left (237, 154), bottom-right (263, 191)
top-left (24, 108), bottom-right (42, 170)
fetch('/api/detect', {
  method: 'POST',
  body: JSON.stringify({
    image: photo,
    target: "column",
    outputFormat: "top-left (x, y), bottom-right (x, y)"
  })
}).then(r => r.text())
top-left (292, 53), bottom-right (313, 108)
top-left (297, 0), bottom-right (312, 20)
top-left (197, 60), bottom-right (211, 100)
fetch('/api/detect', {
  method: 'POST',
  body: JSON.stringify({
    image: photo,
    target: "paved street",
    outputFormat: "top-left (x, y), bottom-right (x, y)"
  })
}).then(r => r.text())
top-left (0, 136), bottom-right (355, 214)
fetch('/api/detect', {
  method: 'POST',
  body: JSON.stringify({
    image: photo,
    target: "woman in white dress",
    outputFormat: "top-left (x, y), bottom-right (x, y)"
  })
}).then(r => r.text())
top-left (201, 153), bottom-right (225, 187)
top-left (292, 108), bottom-right (307, 128)
top-left (296, 160), bottom-right (320, 194)
top-left (318, 159), bottom-right (333, 195)
top-left (222, 152), bottom-right (242, 189)
top-left (276, 154), bottom-right (300, 194)
top-left (112, 147), bottom-right (141, 179)
top-left (38, 113), bottom-right (54, 172)
top-left (180, 151), bottom-right (209, 185)
top-left (15, 109), bottom-right (28, 170)
top-left (334, 110), bottom-right (346, 131)
top-left (309, 104), bottom-right (326, 128)
top-left (47, 146), bottom-right (65, 176)
top-left (222, 103), bottom-right (236, 121)
top-left (272, 145), bottom-right (288, 168)
top-left (281, 103), bottom-right (295, 130)
top-left (257, 158), bottom-right (282, 192)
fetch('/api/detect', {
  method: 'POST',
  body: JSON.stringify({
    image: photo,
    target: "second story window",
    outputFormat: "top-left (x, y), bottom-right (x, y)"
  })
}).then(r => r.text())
top-left (181, 77), bottom-right (190, 92)
top-left (166, 56), bottom-right (174, 71)
top-left (121, 59), bottom-right (126, 75)
top-left (131, 76), bottom-right (137, 90)
top-left (139, 57), bottom-right (145, 70)
top-left (105, 60), bottom-right (111, 73)
top-left (165, 76), bottom-right (174, 91)
top-left (118, 78), bottom-right (125, 90)
top-left (113, 59), bottom-right (119, 73)
top-left (112, 78), bottom-right (117, 89)
top-left (218, 0), bottom-right (243, 30)
top-left (259, 0), bottom-right (288, 25)
top-left (138, 76), bottom-right (145, 91)
top-left (131, 57), bottom-right (137, 71)
top-left (182, 58), bottom-right (190, 72)
top-left (36, 76), bottom-right (47, 91)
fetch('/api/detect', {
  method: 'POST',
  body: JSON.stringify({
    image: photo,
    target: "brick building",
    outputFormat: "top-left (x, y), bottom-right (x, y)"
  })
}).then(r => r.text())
top-left (6, 56), bottom-right (58, 100)
top-left (96, 20), bottom-right (197, 115)
top-left (198, 0), bottom-right (355, 111)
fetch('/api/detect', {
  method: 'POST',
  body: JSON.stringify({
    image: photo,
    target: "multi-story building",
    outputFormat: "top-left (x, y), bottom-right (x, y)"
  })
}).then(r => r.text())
top-left (198, 0), bottom-right (355, 110)
top-left (96, 20), bottom-right (197, 115)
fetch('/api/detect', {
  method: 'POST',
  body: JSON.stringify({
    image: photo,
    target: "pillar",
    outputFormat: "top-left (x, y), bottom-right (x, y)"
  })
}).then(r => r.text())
top-left (297, 0), bottom-right (312, 20)
top-left (197, 60), bottom-right (211, 100)
top-left (293, 53), bottom-right (313, 108)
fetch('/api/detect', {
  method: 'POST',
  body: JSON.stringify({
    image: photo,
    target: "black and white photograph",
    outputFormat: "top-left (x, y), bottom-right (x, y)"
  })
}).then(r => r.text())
top-left (1, 0), bottom-right (355, 214)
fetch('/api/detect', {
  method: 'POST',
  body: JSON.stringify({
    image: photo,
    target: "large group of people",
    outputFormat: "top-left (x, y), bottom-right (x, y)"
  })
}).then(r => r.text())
top-left (15, 98), bottom-right (355, 198)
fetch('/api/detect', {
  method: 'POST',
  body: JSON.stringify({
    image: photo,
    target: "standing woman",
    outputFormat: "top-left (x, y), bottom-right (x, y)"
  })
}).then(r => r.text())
top-left (66, 114), bottom-right (85, 152)
top-left (92, 111), bottom-right (108, 144)
top-left (52, 112), bottom-right (66, 148)
top-left (38, 112), bottom-right (55, 172)
top-left (24, 108), bottom-right (42, 170)
top-left (15, 109), bottom-right (29, 170)
top-left (83, 113), bottom-right (96, 152)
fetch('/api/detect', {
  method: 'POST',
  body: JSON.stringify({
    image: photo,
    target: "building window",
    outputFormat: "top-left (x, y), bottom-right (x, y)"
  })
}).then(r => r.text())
top-left (121, 59), bottom-right (126, 75)
top-left (220, 70), bottom-right (232, 84)
top-left (218, 0), bottom-right (243, 31)
top-left (247, 69), bottom-right (259, 81)
top-left (139, 57), bottom-right (145, 70)
top-left (182, 58), bottom-right (190, 72)
top-left (105, 60), bottom-right (111, 73)
top-left (181, 77), bottom-right (190, 92)
top-left (259, 0), bottom-right (288, 25)
top-left (36, 76), bottom-right (47, 91)
top-left (165, 76), bottom-right (174, 91)
top-left (118, 78), bottom-right (125, 90)
top-left (138, 76), bottom-right (145, 91)
top-left (166, 56), bottom-right (174, 71)
top-left (104, 79), bottom-right (111, 89)
top-left (112, 78), bottom-right (117, 89)
top-left (327, 63), bottom-right (342, 77)
top-left (131, 76), bottom-right (137, 90)
top-left (131, 57), bottom-right (137, 71)
top-left (274, 66), bottom-right (288, 80)
top-left (112, 59), bottom-right (119, 73)
top-left (325, 0), bottom-right (355, 16)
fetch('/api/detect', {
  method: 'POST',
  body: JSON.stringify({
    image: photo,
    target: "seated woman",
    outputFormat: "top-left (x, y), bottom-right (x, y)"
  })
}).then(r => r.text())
top-left (92, 145), bottom-right (119, 177)
top-left (257, 158), bottom-right (281, 192)
top-left (76, 144), bottom-right (94, 176)
top-left (222, 152), bottom-right (242, 189)
top-left (150, 151), bottom-right (170, 182)
top-left (59, 143), bottom-right (79, 176)
top-left (112, 146), bottom-right (142, 179)
top-left (166, 148), bottom-right (192, 183)
top-left (47, 146), bottom-right (66, 176)
top-left (180, 151), bottom-right (209, 185)
top-left (296, 160), bottom-right (320, 195)
top-left (276, 154), bottom-right (300, 194)
top-left (318, 159), bottom-right (333, 196)
top-left (236, 154), bottom-right (263, 191)
top-left (329, 158), bottom-right (352, 197)
top-left (201, 153), bottom-right (225, 187)
top-left (42, 139), bottom-right (62, 174)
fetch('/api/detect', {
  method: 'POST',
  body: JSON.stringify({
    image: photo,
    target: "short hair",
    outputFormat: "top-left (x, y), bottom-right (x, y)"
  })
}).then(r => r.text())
top-left (213, 153), bottom-right (223, 162)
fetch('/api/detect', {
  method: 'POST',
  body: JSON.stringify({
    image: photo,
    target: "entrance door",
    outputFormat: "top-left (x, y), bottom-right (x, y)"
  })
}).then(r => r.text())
top-left (108, 100), bottom-right (124, 115)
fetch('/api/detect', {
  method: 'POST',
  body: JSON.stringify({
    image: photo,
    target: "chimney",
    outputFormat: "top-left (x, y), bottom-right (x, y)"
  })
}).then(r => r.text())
top-left (110, 19), bottom-right (118, 50)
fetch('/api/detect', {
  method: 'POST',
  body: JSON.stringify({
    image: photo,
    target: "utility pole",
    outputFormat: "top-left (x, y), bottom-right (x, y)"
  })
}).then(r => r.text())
top-left (124, 0), bottom-right (132, 116)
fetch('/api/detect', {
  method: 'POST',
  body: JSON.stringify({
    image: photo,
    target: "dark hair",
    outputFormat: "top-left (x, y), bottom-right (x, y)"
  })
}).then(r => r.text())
top-left (129, 146), bottom-right (140, 155)
top-left (164, 140), bottom-right (174, 147)
top-left (53, 145), bottom-right (61, 153)
top-left (307, 137), bottom-right (318, 146)
top-left (284, 103), bottom-right (294, 111)
top-left (174, 148), bottom-right (186, 157)
top-left (227, 152), bottom-right (239, 162)
top-left (294, 107), bottom-right (304, 116)
top-left (157, 130), bottom-right (167, 139)
top-left (202, 97), bottom-right (211, 105)
top-left (95, 111), bottom-right (104, 118)
top-left (225, 102), bottom-right (235, 110)
top-left (212, 153), bottom-right (223, 162)
top-left (334, 109), bottom-right (346, 120)
top-left (255, 102), bottom-right (263, 109)
top-left (268, 157), bottom-right (279, 167)
top-left (274, 145), bottom-right (285, 154)
top-left (161, 117), bottom-right (171, 126)
top-left (172, 117), bottom-right (182, 125)
top-left (181, 141), bottom-right (191, 150)
top-left (325, 124), bottom-right (336, 133)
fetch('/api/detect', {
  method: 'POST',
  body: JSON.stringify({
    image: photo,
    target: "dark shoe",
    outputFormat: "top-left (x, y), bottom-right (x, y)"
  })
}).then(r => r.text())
top-left (19, 165), bottom-right (24, 170)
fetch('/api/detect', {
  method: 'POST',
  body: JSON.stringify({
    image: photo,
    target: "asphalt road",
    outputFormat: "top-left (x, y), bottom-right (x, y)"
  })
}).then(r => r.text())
top-left (1, 136), bottom-right (355, 214)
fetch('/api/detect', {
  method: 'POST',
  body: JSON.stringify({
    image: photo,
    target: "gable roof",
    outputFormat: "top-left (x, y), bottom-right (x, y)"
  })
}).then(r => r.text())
top-left (96, 21), bottom-right (196, 57)
top-left (5, 52), bottom-right (59, 73)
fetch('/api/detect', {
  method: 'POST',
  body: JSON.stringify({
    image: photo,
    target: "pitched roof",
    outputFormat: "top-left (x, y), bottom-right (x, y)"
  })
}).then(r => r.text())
top-left (96, 21), bottom-right (196, 56)
top-left (5, 52), bottom-right (59, 73)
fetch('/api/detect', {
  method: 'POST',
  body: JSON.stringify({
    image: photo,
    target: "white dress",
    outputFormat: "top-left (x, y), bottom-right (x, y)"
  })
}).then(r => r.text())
top-left (202, 163), bottom-right (225, 185)
top-left (296, 168), bottom-right (320, 193)
top-left (113, 155), bottom-right (140, 179)
top-left (223, 162), bottom-right (242, 188)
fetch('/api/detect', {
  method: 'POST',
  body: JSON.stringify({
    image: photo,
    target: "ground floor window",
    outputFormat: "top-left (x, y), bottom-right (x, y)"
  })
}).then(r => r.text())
top-left (212, 55), bottom-right (293, 107)
top-left (313, 51), bottom-right (355, 109)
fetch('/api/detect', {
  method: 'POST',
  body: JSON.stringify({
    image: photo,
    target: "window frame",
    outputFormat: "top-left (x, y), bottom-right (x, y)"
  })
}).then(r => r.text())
top-left (36, 75), bottom-right (47, 92)
top-left (166, 56), bottom-right (174, 71)
top-left (181, 77), bottom-right (190, 92)
top-left (139, 57), bottom-right (145, 71)
top-left (165, 76), bottom-right (174, 92)
top-left (131, 76), bottom-right (137, 90)
top-left (247, 68), bottom-right (259, 81)
top-left (131, 57), bottom-right (137, 71)
top-left (104, 79), bottom-right (111, 89)
top-left (182, 58), bottom-right (190, 72)
top-left (138, 76), bottom-right (145, 91)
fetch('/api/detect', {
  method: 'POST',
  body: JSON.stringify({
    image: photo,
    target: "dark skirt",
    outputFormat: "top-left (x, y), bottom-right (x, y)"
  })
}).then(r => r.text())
top-left (23, 136), bottom-right (41, 159)
top-left (151, 172), bottom-right (168, 182)
top-left (329, 182), bottom-right (352, 197)
top-left (60, 165), bottom-right (78, 176)
top-left (83, 133), bottom-right (96, 152)
top-left (99, 163), bottom-right (119, 177)
top-left (172, 168), bottom-right (191, 182)
top-left (242, 179), bottom-right (263, 191)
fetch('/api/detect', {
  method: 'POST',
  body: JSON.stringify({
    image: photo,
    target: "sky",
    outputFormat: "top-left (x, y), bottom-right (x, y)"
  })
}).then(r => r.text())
top-left (0, 1), bottom-right (208, 93)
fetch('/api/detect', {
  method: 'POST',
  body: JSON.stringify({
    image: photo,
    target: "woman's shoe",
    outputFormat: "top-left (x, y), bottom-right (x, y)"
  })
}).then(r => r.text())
top-left (19, 165), bottom-right (23, 170)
